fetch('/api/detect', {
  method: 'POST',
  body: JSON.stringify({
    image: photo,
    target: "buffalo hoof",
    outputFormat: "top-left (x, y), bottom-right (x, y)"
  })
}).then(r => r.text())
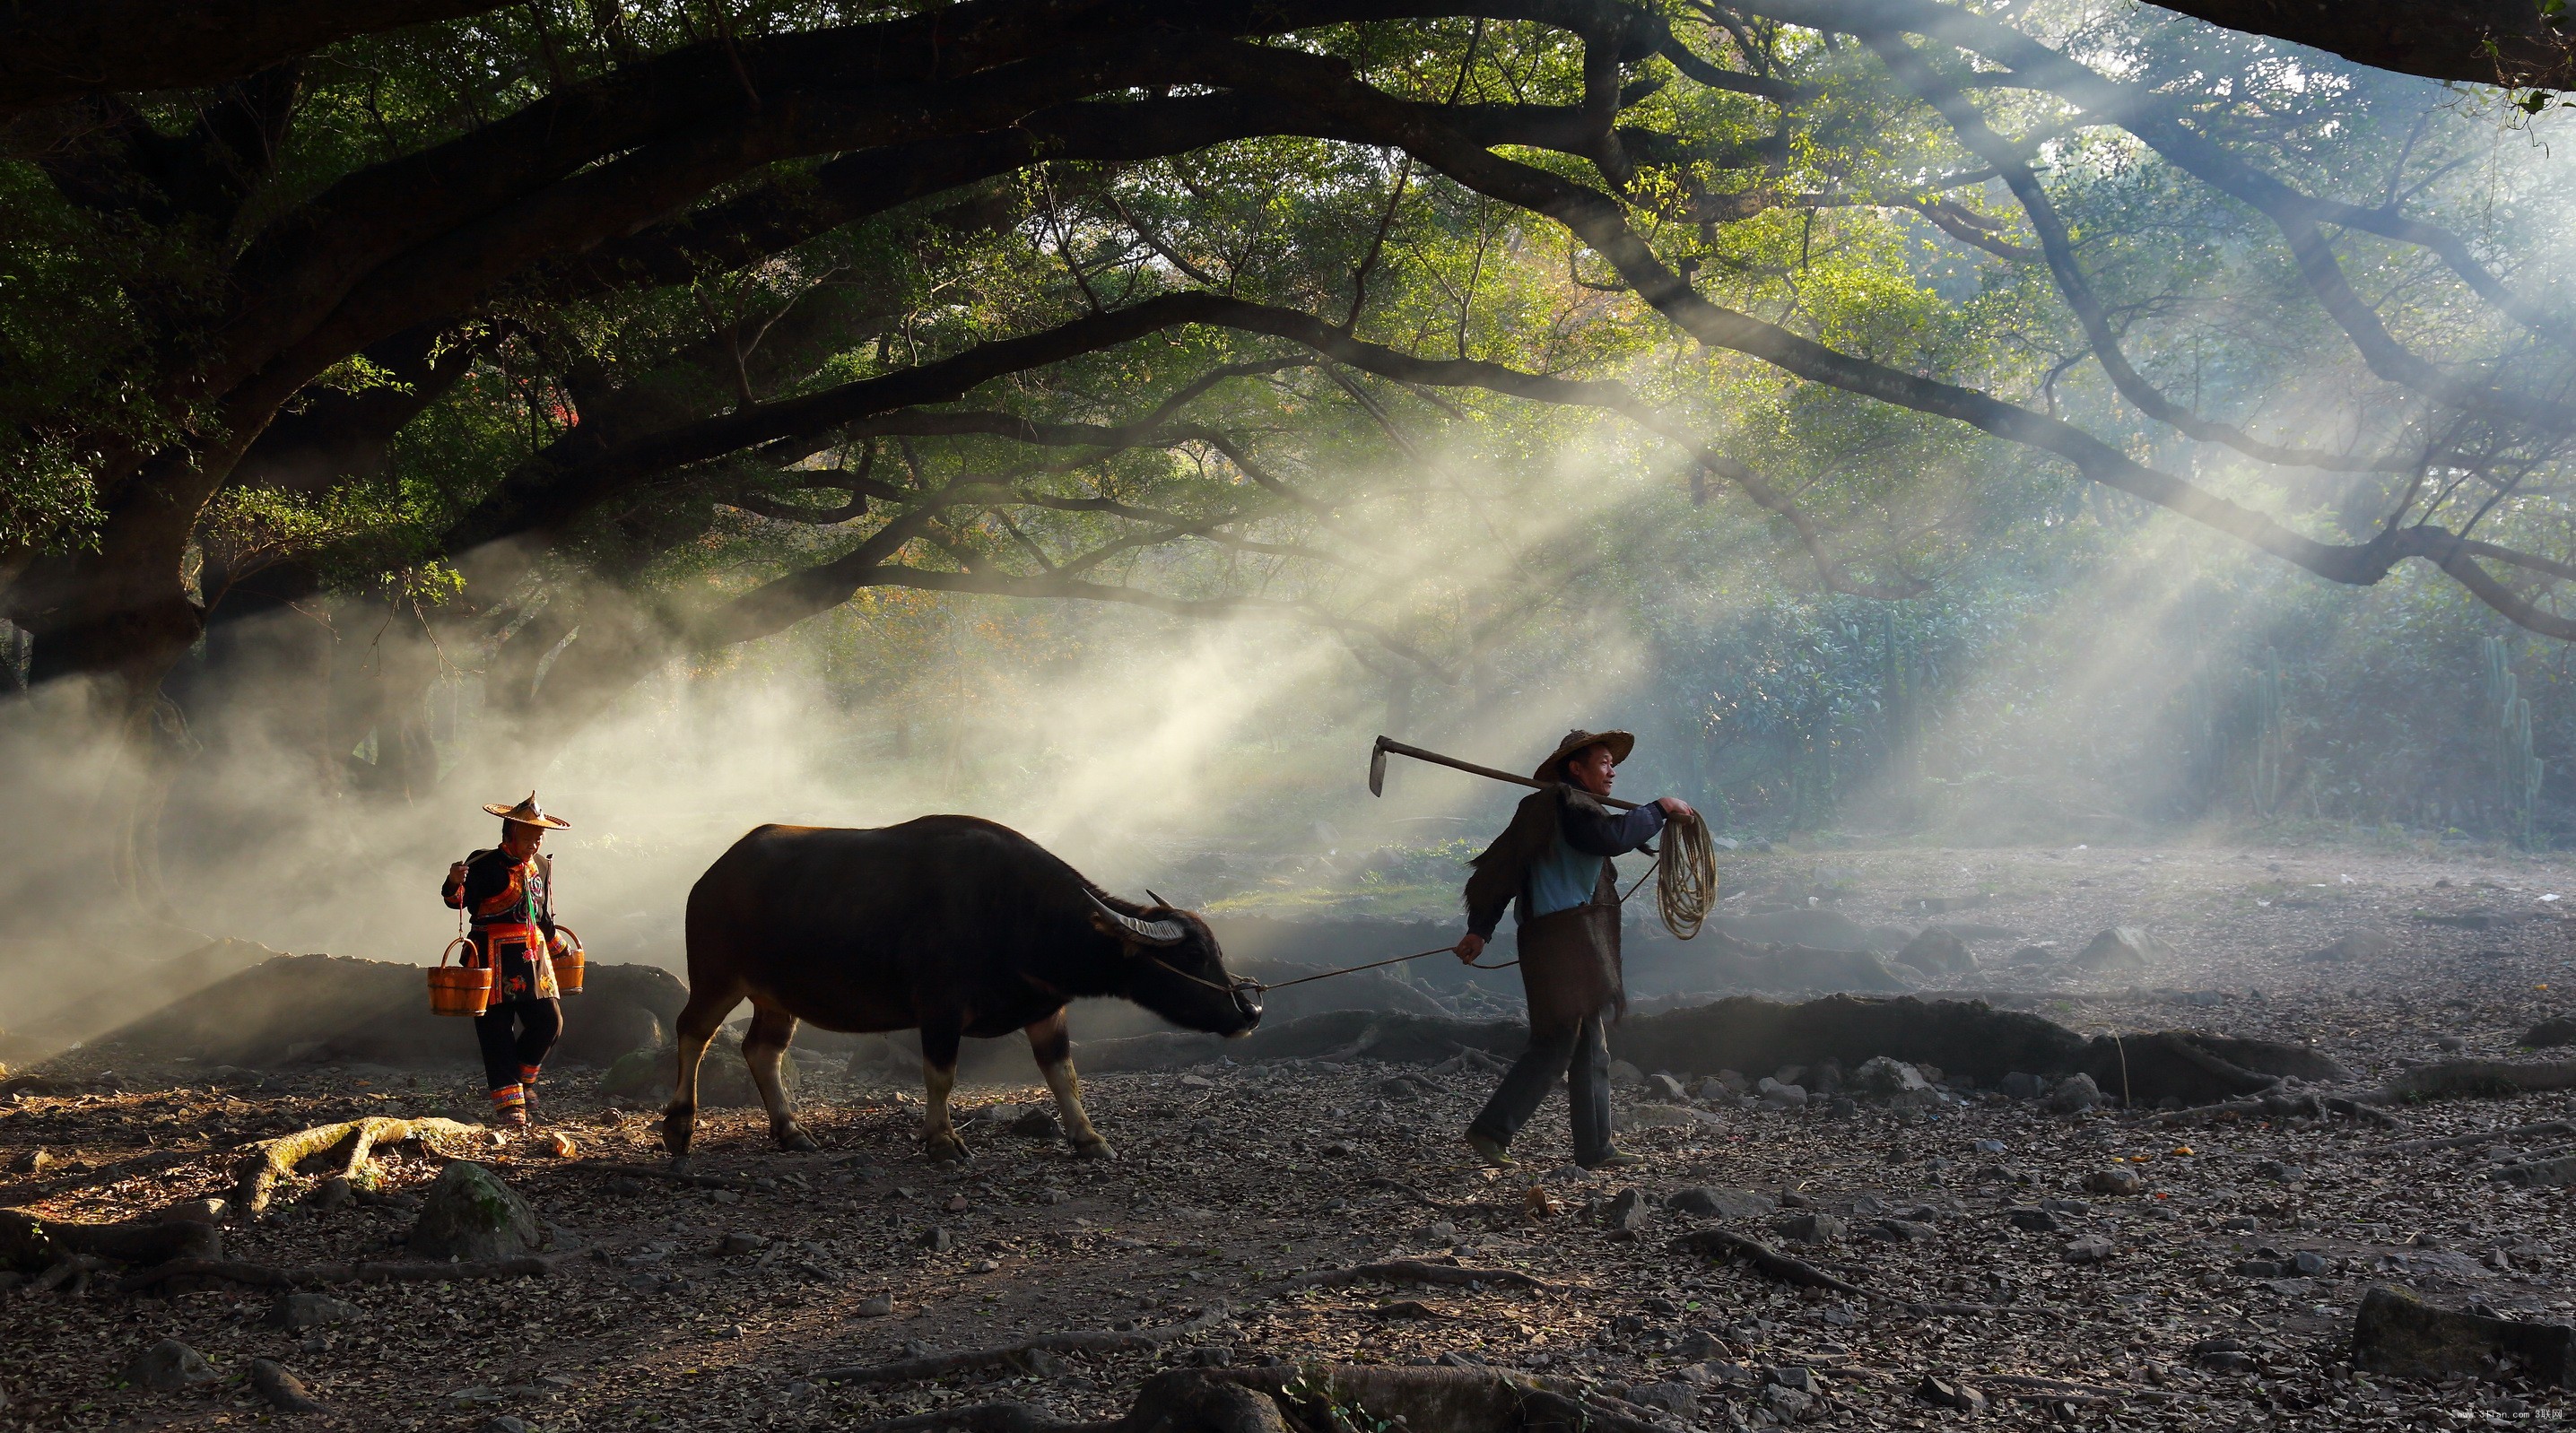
top-left (660, 1111), bottom-right (695, 1159)
top-left (924, 1129), bottom-right (970, 1164)
top-left (774, 1121), bottom-right (821, 1153)
top-left (1074, 1137), bottom-right (1117, 1160)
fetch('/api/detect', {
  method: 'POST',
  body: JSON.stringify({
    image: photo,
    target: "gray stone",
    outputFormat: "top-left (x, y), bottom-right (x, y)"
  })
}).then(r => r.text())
top-left (1009, 1107), bottom-right (1063, 1139)
top-left (1763, 1366), bottom-right (1817, 1394)
top-left (717, 1231), bottom-right (768, 1256)
top-left (1852, 1056), bottom-right (1929, 1098)
top-left (480, 1418), bottom-right (531, 1433)
top-left (1896, 926), bottom-right (1977, 975)
top-left (1600, 1187), bottom-right (1649, 1233)
top-left (1667, 1186), bottom-right (1776, 1220)
top-left (1624, 1381), bottom-right (1699, 1418)
top-left (2048, 1073), bottom-right (2103, 1115)
top-left (857, 1292), bottom-right (894, 1316)
top-left (2254, 1159), bottom-right (2305, 1184)
top-left (264, 1292), bottom-right (363, 1329)
top-left (1770, 1212), bottom-right (1845, 1244)
top-left (307, 1174), bottom-right (353, 1210)
top-left (407, 1161), bottom-right (542, 1262)
top-left (1913, 1375), bottom-right (1986, 1413)
top-left (1866, 1218), bottom-right (1936, 1242)
top-left (2522, 1016), bottom-right (2576, 1047)
top-left (2000, 1072), bottom-right (2042, 1099)
top-left (2084, 1166), bottom-right (2145, 1196)
top-left (1645, 1073), bottom-right (1690, 1101)
top-left (920, 1226), bottom-right (953, 1251)
top-left (1755, 1079), bottom-right (1807, 1108)
top-left (2064, 1238), bottom-right (2114, 1264)
top-left (2291, 1250), bottom-right (2332, 1276)
top-left (2305, 931), bottom-right (2396, 963)
top-left (2352, 1284), bottom-right (2576, 1385)
top-left (1608, 1060), bottom-right (1645, 1088)
top-left (124, 1339), bottom-right (216, 1392)
top-left (2074, 926), bottom-right (2167, 971)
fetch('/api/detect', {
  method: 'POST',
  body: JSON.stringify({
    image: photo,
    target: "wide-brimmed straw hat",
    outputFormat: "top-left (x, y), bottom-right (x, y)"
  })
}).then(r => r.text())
top-left (1532, 728), bottom-right (1635, 782)
top-left (482, 792), bottom-right (572, 829)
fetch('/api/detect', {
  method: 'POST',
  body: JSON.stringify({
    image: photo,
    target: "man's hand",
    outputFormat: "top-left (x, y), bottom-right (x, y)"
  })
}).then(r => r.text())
top-left (1454, 933), bottom-right (1487, 964)
top-left (446, 861), bottom-right (468, 887)
top-left (1657, 796), bottom-right (1696, 821)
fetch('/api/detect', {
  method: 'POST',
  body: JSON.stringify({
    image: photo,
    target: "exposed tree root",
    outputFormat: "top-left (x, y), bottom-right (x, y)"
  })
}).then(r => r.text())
top-left (1667, 1228), bottom-right (1867, 1296)
top-left (113, 1254), bottom-right (558, 1294)
top-left (1286, 1260), bottom-right (1556, 1293)
top-left (850, 1366), bottom-right (1678, 1433)
top-left (2360, 1060), bottom-right (2576, 1105)
top-left (1363, 1177), bottom-right (1450, 1209)
top-left (1, 1208), bottom-right (220, 1272)
top-left (250, 1359), bottom-right (324, 1412)
top-left (2375, 1119), bottom-right (2576, 1153)
top-left (2149, 1090), bottom-right (2399, 1128)
top-left (813, 1303), bottom-right (1233, 1384)
top-left (1980, 1375), bottom-right (2125, 1405)
top-left (232, 1116), bottom-right (485, 1215)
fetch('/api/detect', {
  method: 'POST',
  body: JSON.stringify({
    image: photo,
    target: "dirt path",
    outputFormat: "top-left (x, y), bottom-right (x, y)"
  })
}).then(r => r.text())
top-left (4, 838), bottom-right (2573, 1429)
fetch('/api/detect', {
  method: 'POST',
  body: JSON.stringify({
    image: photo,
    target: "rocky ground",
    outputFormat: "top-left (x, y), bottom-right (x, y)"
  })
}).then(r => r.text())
top-left (4, 838), bottom-right (2576, 1432)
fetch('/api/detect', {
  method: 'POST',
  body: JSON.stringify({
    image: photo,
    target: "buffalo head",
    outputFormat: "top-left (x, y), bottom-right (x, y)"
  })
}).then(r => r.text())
top-left (1083, 890), bottom-right (1261, 1036)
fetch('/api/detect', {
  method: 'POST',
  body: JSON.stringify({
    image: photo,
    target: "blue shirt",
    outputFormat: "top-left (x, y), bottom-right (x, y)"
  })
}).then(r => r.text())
top-left (1519, 800), bottom-right (1667, 925)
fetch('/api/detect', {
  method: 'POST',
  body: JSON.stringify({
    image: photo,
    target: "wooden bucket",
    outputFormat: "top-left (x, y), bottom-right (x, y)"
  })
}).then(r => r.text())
top-left (428, 937), bottom-right (493, 1017)
top-left (552, 926), bottom-right (585, 994)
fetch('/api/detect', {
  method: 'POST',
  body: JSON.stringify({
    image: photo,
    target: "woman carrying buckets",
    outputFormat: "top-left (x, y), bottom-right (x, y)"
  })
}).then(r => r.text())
top-left (438, 793), bottom-right (582, 1127)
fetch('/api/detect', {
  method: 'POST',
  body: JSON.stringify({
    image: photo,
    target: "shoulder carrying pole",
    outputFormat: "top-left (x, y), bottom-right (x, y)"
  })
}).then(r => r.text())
top-left (1367, 735), bottom-right (1642, 811)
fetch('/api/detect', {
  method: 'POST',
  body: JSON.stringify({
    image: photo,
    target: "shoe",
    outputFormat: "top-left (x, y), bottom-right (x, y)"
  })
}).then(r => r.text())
top-left (1580, 1150), bottom-right (1645, 1169)
top-left (1466, 1133), bottom-right (1515, 1168)
top-left (496, 1107), bottom-right (529, 1129)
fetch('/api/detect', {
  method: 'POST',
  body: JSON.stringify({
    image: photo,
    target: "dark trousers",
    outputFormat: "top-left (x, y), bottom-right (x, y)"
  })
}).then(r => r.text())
top-left (474, 998), bottom-right (562, 1092)
top-left (1467, 1010), bottom-right (1613, 1166)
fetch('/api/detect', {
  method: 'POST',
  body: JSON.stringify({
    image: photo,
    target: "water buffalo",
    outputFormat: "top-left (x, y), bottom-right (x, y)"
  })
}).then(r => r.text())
top-left (665, 815), bottom-right (1260, 1162)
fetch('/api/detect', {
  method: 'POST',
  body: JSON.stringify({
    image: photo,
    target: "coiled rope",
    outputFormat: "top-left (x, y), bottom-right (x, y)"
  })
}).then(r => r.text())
top-left (1652, 808), bottom-right (1719, 940)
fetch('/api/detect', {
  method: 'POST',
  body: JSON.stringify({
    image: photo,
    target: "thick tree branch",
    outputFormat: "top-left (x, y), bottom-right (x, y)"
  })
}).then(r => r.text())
top-left (0, 1), bottom-right (513, 117)
top-left (1866, 32), bottom-right (2407, 473)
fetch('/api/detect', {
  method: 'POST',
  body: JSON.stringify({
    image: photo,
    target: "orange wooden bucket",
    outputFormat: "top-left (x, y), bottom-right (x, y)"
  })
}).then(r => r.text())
top-left (552, 926), bottom-right (585, 994)
top-left (428, 936), bottom-right (493, 1017)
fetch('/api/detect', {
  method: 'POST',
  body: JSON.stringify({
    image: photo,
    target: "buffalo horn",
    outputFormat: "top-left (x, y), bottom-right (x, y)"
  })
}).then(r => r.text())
top-left (1086, 890), bottom-right (1186, 945)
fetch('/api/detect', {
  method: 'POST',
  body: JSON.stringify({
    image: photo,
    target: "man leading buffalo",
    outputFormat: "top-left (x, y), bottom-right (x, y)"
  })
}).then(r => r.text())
top-left (1452, 729), bottom-right (1693, 1169)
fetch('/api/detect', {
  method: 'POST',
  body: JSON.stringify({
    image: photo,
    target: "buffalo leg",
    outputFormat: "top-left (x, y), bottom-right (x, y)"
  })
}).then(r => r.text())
top-left (744, 999), bottom-right (819, 1152)
top-left (1026, 1009), bottom-right (1114, 1159)
top-left (920, 1021), bottom-right (969, 1163)
top-left (661, 983), bottom-right (739, 1160)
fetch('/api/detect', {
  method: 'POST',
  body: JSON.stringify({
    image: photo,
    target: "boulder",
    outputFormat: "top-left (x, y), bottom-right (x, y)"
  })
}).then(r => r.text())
top-left (407, 1162), bottom-right (541, 1262)
top-left (124, 1339), bottom-right (217, 1392)
top-left (2048, 1073), bottom-right (2103, 1114)
top-left (1895, 927), bottom-right (1977, 976)
top-left (1667, 1187), bottom-right (1777, 1220)
top-left (2305, 931), bottom-right (2397, 964)
top-left (1852, 1055), bottom-right (1930, 1098)
top-left (2352, 1284), bottom-right (2576, 1385)
top-left (2073, 928), bottom-right (2166, 972)
top-left (264, 1292), bottom-right (363, 1329)
top-left (2523, 1016), bottom-right (2576, 1048)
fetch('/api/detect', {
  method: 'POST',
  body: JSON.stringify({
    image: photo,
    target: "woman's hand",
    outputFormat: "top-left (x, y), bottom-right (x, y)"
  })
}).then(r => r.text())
top-left (445, 861), bottom-right (467, 890)
top-left (1454, 933), bottom-right (1486, 964)
top-left (1656, 796), bottom-right (1696, 821)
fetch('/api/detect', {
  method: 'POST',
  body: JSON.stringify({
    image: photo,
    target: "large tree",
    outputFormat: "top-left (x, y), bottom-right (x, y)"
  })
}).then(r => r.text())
top-left (5, 0), bottom-right (2575, 824)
